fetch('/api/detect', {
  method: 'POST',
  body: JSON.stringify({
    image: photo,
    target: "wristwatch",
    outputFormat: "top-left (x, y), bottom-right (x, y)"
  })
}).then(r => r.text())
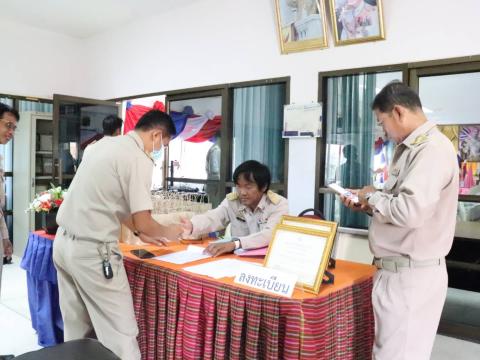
top-left (364, 191), bottom-right (375, 202)
top-left (233, 238), bottom-right (242, 250)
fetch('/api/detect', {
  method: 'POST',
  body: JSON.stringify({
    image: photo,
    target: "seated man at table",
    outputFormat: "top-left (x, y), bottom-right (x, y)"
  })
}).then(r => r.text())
top-left (181, 160), bottom-right (288, 256)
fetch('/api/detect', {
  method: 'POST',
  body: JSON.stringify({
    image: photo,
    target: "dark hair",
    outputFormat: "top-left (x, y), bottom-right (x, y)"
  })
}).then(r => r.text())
top-left (135, 110), bottom-right (176, 136)
top-left (233, 160), bottom-right (271, 192)
top-left (0, 103), bottom-right (19, 121)
top-left (102, 115), bottom-right (123, 135)
top-left (372, 81), bottom-right (422, 113)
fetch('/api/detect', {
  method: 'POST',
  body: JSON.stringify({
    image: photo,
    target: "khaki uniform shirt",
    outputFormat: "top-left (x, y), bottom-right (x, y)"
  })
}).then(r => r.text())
top-left (57, 132), bottom-right (154, 242)
top-left (368, 121), bottom-right (459, 260)
top-left (0, 155), bottom-right (9, 240)
top-left (191, 190), bottom-right (289, 249)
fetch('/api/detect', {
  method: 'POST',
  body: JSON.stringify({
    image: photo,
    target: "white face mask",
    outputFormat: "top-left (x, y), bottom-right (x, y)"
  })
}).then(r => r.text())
top-left (150, 133), bottom-right (163, 163)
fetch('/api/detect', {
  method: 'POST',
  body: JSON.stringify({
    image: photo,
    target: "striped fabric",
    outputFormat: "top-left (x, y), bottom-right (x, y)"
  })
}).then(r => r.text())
top-left (124, 257), bottom-right (374, 359)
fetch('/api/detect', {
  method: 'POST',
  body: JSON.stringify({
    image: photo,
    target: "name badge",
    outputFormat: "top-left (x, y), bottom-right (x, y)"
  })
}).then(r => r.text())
top-left (234, 266), bottom-right (297, 297)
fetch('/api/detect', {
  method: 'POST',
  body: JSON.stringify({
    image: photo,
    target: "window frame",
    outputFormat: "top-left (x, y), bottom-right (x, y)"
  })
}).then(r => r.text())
top-left (112, 76), bottom-right (290, 200)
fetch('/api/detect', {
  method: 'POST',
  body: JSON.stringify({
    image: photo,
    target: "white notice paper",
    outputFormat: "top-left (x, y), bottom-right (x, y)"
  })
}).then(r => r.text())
top-left (153, 245), bottom-right (211, 264)
top-left (184, 259), bottom-right (260, 279)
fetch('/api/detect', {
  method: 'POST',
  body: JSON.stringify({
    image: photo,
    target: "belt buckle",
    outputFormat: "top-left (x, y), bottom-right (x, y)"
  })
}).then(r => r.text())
top-left (380, 258), bottom-right (398, 272)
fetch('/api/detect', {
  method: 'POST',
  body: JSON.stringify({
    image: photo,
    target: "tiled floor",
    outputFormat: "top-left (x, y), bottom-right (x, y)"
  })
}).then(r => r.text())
top-left (0, 255), bottom-right (41, 356)
top-left (1, 255), bottom-right (479, 358)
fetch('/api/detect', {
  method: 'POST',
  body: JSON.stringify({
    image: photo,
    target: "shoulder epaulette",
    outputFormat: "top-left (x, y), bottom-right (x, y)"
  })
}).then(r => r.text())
top-left (411, 133), bottom-right (429, 146)
top-left (267, 190), bottom-right (281, 205)
top-left (226, 192), bottom-right (238, 201)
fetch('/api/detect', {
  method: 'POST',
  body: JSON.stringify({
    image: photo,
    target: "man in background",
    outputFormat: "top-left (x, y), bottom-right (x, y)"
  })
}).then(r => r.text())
top-left (340, 82), bottom-right (458, 359)
top-left (0, 103), bottom-right (19, 360)
top-left (205, 131), bottom-right (221, 206)
top-left (102, 115), bottom-right (123, 137)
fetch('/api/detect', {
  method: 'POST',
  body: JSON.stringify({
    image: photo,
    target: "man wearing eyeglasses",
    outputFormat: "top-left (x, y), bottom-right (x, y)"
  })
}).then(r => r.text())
top-left (0, 103), bottom-right (18, 360)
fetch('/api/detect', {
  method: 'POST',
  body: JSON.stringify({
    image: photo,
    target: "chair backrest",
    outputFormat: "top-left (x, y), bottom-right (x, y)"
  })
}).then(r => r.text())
top-left (14, 339), bottom-right (120, 360)
top-left (297, 208), bottom-right (325, 220)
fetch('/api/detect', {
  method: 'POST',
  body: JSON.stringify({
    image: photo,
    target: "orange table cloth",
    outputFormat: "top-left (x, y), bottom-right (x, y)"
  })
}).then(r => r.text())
top-left (121, 242), bottom-right (376, 360)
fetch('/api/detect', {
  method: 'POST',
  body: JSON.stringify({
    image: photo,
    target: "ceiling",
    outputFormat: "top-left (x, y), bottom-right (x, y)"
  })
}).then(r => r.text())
top-left (0, 0), bottom-right (199, 38)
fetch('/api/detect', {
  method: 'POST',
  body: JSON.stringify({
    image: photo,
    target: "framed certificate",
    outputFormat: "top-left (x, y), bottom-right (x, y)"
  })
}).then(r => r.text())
top-left (280, 215), bottom-right (337, 233)
top-left (264, 223), bottom-right (337, 294)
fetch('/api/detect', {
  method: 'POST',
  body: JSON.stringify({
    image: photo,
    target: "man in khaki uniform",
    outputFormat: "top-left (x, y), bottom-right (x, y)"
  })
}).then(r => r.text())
top-left (0, 104), bottom-right (18, 360)
top-left (341, 82), bottom-right (458, 360)
top-left (53, 110), bottom-right (182, 360)
top-left (182, 160), bottom-right (288, 256)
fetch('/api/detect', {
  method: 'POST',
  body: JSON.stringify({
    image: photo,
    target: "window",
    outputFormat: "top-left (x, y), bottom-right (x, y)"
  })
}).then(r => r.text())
top-left (322, 71), bottom-right (402, 229)
top-left (166, 93), bottom-right (223, 206)
top-left (232, 83), bottom-right (286, 184)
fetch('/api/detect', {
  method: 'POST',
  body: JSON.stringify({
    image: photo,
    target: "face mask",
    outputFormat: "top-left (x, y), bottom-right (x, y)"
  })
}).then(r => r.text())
top-left (150, 134), bottom-right (163, 163)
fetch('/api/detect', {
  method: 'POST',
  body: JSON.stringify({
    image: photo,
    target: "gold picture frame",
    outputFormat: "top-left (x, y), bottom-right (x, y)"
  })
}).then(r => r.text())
top-left (264, 222), bottom-right (337, 294)
top-left (329, 0), bottom-right (385, 46)
top-left (281, 214), bottom-right (337, 233)
top-left (274, 0), bottom-right (329, 54)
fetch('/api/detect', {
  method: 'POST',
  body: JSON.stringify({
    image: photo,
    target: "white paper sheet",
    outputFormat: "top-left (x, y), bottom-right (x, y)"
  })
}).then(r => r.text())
top-left (152, 245), bottom-right (211, 264)
top-left (183, 259), bottom-right (260, 279)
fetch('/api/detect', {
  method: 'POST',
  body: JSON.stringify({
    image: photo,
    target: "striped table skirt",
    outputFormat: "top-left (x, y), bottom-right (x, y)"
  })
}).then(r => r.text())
top-left (124, 255), bottom-right (374, 360)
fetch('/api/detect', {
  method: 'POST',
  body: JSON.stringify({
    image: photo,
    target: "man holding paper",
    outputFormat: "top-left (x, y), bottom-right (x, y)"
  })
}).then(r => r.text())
top-left (53, 110), bottom-right (183, 360)
top-left (340, 82), bottom-right (458, 360)
top-left (181, 160), bottom-right (288, 256)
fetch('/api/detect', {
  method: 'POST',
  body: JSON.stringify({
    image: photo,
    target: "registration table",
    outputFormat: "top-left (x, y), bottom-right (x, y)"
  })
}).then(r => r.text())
top-left (121, 242), bottom-right (376, 360)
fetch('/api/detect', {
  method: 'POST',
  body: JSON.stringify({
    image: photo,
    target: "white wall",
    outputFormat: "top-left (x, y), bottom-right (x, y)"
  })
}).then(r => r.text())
top-left (0, 19), bottom-right (82, 99)
top-left (81, 0), bottom-right (480, 99)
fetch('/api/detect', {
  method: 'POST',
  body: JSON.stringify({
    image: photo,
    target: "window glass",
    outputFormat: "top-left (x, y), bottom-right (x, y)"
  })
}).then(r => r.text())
top-left (323, 71), bottom-right (402, 228)
top-left (232, 84), bottom-right (286, 183)
top-left (168, 97), bottom-right (222, 180)
top-left (419, 72), bottom-right (480, 195)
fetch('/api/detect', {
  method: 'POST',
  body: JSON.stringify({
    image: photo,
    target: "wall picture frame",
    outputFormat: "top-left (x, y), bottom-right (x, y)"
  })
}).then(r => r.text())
top-left (274, 0), bottom-right (329, 54)
top-left (264, 222), bottom-right (337, 294)
top-left (329, 0), bottom-right (385, 46)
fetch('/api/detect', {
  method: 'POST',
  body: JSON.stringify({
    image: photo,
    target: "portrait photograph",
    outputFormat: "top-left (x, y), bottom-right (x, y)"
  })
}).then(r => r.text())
top-left (274, 0), bottom-right (329, 54)
top-left (330, 0), bottom-right (385, 46)
top-left (459, 125), bottom-right (480, 161)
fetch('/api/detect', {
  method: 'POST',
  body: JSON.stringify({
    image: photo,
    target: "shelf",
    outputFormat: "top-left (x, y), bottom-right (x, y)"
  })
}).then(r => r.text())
top-left (36, 176), bottom-right (53, 180)
top-left (36, 150), bottom-right (53, 155)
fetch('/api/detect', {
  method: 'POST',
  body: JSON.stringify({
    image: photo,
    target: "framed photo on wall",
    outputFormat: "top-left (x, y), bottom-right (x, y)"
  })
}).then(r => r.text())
top-left (329, 0), bottom-right (385, 46)
top-left (274, 0), bottom-right (329, 54)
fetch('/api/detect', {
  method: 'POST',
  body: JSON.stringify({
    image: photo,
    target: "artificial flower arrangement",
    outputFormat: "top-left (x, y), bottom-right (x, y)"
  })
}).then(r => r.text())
top-left (29, 185), bottom-right (67, 213)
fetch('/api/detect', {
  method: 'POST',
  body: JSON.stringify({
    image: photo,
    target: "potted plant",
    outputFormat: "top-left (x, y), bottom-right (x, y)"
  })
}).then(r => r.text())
top-left (28, 185), bottom-right (66, 235)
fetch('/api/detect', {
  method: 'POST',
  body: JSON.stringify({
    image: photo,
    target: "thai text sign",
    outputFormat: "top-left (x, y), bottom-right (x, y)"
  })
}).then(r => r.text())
top-left (234, 266), bottom-right (297, 298)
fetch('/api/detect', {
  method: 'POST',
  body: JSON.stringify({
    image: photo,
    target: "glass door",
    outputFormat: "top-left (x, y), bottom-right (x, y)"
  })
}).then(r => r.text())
top-left (53, 95), bottom-right (119, 188)
top-left (412, 63), bottom-right (480, 342)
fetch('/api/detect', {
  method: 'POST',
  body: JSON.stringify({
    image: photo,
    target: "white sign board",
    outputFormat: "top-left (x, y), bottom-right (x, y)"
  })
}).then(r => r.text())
top-left (283, 102), bottom-right (322, 138)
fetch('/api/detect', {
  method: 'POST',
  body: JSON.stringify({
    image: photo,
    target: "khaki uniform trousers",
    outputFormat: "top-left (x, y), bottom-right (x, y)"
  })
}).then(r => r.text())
top-left (53, 228), bottom-right (140, 360)
top-left (372, 263), bottom-right (447, 360)
top-left (0, 237), bottom-right (3, 295)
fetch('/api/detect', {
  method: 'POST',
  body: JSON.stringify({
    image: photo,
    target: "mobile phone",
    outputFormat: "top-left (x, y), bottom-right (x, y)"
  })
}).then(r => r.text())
top-left (130, 249), bottom-right (156, 259)
top-left (328, 183), bottom-right (359, 203)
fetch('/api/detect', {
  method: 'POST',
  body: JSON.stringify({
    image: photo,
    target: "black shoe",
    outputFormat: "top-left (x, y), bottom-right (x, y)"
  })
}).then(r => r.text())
top-left (0, 355), bottom-right (15, 360)
top-left (3, 256), bottom-right (12, 265)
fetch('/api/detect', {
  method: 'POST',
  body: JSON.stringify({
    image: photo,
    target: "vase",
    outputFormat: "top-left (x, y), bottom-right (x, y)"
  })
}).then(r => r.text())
top-left (42, 209), bottom-right (59, 235)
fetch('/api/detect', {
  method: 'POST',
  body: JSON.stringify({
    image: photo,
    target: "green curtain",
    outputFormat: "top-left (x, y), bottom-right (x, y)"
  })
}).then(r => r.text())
top-left (324, 74), bottom-right (376, 228)
top-left (233, 84), bottom-right (285, 183)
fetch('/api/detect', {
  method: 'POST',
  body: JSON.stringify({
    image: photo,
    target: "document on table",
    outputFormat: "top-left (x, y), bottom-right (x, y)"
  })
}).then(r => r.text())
top-left (184, 259), bottom-right (260, 279)
top-left (153, 245), bottom-right (211, 264)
